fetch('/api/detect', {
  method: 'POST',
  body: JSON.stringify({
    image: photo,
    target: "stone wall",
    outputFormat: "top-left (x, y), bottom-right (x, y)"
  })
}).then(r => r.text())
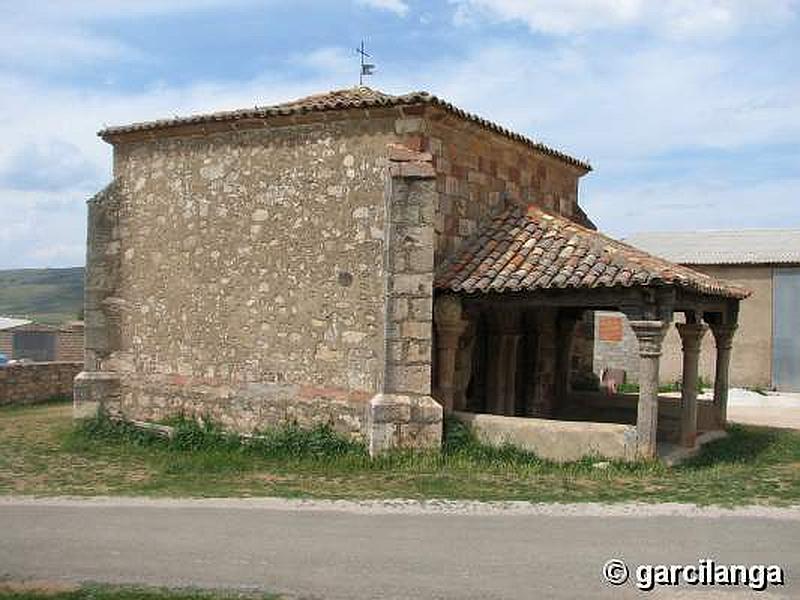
top-left (80, 114), bottom-right (405, 438)
top-left (0, 362), bottom-right (82, 406)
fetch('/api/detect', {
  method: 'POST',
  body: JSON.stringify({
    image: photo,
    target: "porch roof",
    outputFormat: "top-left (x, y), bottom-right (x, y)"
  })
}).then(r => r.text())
top-left (434, 205), bottom-right (750, 300)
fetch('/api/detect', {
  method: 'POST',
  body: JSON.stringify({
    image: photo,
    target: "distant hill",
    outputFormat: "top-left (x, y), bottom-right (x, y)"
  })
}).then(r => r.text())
top-left (0, 267), bottom-right (84, 326)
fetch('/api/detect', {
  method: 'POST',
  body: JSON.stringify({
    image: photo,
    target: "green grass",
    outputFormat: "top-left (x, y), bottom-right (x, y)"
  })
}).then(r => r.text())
top-left (0, 583), bottom-right (278, 600)
top-left (617, 378), bottom-right (709, 395)
top-left (0, 267), bottom-right (83, 325)
top-left (1, 402), bottom-right (798, 506)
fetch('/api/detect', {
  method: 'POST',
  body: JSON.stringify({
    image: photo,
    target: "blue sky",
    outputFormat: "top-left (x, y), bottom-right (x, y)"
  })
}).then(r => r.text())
top-left (0, 0), bottom-right (798, 269)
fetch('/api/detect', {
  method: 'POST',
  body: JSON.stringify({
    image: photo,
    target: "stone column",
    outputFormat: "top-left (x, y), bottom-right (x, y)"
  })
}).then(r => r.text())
top-left (486, 310), bottom-right (522, 416)
top-left (676, 322), bottom-right (707, 447)
top-left (709, 323), bottom-right (737, 429)
top-left (531, 308), bottom-right (557, 417)
top-left (452, 316), bottom-right (476, 412)
top-left (555, 313), bottom-right (579, 410)
top-left (433, 295), bottom-right (467, 414)
top-left (629, 320), bottom-right (668, 459)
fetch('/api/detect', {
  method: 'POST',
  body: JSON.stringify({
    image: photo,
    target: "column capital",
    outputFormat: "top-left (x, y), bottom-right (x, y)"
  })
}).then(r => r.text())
top-left (433, 294), bottom-right (462, 327)
top-left (676, 322), bottom-right (707, 352)
top-left (709, 322), bottom-right (737, 350)
top-left (628, 320), bottom-right (668, 357)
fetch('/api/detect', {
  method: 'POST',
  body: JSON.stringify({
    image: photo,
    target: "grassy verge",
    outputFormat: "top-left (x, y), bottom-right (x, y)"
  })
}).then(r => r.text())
top-left (1, 402), bottom-right (798, 505)
top-left (0, 583), bottom-right (277, 600)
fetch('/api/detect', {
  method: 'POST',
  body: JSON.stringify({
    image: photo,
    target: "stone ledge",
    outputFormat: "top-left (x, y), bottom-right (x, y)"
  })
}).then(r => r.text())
top-left (453, 411), bottom-right (637, 462)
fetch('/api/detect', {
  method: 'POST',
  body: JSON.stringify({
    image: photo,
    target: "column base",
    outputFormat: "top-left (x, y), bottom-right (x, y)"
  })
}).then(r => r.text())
top-left (367, 394), bottom-right (443, 456)
top-left (73, 371), bottom-right (121, 419)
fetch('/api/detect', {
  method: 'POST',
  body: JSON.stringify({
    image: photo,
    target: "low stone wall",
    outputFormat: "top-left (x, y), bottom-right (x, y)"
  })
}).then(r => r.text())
top-left (453, 411), bottom-right (638, 462)
top-left (569, 391), bottom-right (720, 439)
top-left (0, 362), bottom-right (82, 406)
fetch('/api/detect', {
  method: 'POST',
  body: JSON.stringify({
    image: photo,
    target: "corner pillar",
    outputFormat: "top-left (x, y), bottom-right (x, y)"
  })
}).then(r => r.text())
top-left (676, 322), bottom-right (707, 447)
top-left (75, 183), bottom-right (122, 420)
top-left (709, 323), bottom-right (737, 429)
top-left (368, 147), bottom-right (441, 456)
top-left (629, 320), bottom-right (668, 459)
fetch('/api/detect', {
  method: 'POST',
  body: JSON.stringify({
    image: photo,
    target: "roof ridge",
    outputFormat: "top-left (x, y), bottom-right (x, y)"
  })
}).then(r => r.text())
top-left (97, 87), bottom-right (591, 172)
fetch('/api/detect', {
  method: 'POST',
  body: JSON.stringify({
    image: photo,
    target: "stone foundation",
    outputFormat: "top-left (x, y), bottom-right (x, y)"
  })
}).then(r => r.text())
top-left (76, 374), bottom-right (369, 437)
top-left (367, 394), bottom-right (443, 455)
top-left (73, 370), bottom-right (121, 418)
top-left (0, 362), bottom-right (82, 406)
top-left (74, 373), bottom-right (443, 450)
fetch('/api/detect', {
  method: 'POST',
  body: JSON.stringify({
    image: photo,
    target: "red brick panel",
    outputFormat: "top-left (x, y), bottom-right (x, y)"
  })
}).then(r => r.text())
top-left (598, 316), bottom-right (624, 342)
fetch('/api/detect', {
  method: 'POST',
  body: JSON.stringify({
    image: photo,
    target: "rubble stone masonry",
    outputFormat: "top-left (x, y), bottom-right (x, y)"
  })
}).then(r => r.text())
top-left (80, 114), bottom-right (403, 436)
top-left (0, 362), bottom-right (82, 406)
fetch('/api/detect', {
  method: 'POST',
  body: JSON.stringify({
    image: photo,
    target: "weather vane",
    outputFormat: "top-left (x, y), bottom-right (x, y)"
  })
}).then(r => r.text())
top-left (356, 40), bottom-right (375, 86)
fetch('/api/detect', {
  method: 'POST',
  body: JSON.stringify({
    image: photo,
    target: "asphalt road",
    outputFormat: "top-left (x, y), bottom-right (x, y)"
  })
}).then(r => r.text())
top-left (1, 497), bottom-right (797, 599)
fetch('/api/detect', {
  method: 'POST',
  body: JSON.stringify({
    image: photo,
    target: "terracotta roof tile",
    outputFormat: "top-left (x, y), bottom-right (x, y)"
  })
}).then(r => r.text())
top-left (435, 205), bottom-right (750, 300)
top-left (98, 87), bottom-right (590, 172)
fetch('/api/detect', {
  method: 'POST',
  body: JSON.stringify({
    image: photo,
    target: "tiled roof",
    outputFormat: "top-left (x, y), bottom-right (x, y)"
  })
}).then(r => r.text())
top-left (98, 87), bottom-right (590, 171)
top-left (624, 230), bottom-right (800, 265)
top-left (435, 205), bottom-right (750, 300)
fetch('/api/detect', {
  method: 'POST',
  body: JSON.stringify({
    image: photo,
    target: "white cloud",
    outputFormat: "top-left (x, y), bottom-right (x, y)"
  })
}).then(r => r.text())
top-left (291, 47), bottom-right (355, 78)
top-left (585, 176), bottom-right (800, 236)
top-left (378, 40), bottom-right (800, 164)
top-left (11, 0), bottom-right (261, 21)
top-left (356, 0), bottom-right (410, 17)
top-left (0, 0), bottom-right (267, 69)
top-left (451, 0), bottom-right (798, 37)
top-left (0, 0), bottom-right (797, 268)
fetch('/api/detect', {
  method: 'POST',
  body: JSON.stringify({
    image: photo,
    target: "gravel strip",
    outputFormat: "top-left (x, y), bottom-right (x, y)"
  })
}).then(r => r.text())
top-left (2, 495), bottom-right (799, 520)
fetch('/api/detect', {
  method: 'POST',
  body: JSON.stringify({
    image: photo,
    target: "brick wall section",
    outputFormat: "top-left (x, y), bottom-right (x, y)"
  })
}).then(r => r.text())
top-left (0, 362), bottom-right (82, 406)
top-left (598, 316), bottom-right (624, 342)
top-left (0, 332), bottom-right (11, 358)
top-left (57, 324), bottom-right (84, 362)
top-left (394, 107), bottom-right (588, 266)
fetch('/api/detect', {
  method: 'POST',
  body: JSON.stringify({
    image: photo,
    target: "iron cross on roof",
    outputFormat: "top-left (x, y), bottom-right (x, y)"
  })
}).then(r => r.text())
top-left (356, 40), bottom-right (375, 86)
